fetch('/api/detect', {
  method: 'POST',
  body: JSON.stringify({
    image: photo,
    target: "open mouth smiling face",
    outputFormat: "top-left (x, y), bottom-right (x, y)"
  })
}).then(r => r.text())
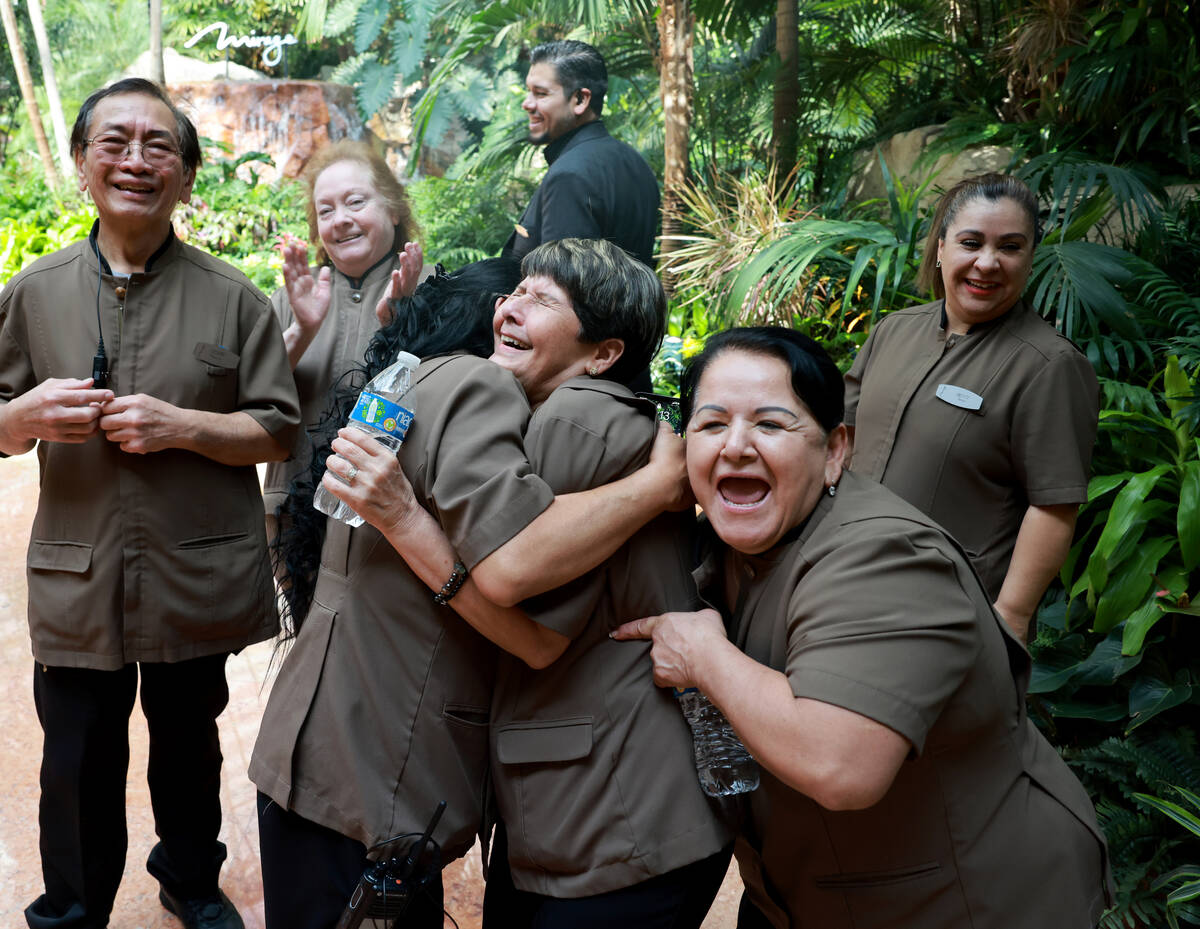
top-left (687, 349), bottom-right (844, 555)
top-left (489, 275), bottom-right (599, 407)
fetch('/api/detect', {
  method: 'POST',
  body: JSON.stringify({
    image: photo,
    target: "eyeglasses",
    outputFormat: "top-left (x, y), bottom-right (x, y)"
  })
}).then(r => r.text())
top-left (497, 291), bottom-right (568, 313)
top-left (85, 135), bottom-right (181, 167)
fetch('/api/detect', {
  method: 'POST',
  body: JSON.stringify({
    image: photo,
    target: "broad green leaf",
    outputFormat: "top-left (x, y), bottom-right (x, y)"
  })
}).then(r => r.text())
top-left (355, 60), bottom-right (399, 120)
top-left (1122, 599), bottom-right (1170, 655)
top-left (1088, 464), bottom-right (1171, 568)
top-left (1072, 629), bottom-right (1144, 686)
top-left (1087, 472), bottom-right (1132, 501)
top-left (1127, 670), bottom-right (1192, 731)
top-left (1181, 460), bottom-right (1200, 569)
top-left (355, 0), bottom-right (390, 54)
top-left (1028, 662), bottom-right (1081, 695)
top-left (1134, 792), bottom-right (1200, 839)
top-left (390, 19), bottom-right (426, 80)
top-left (298, 0), bottom-right (329, 41)
top-left (1038, 698), bottom-right (1126, 722)
top-left (329, 52), bottom-right (369, 86)
top-left (325, 0), bottom-right (364, 38)
top-left (407, 0), bottom-right (440, 31)
top-left (1094, 535), bottom-right (1174, 632)
top-left (1165, 355), bottom-right (1191, 420)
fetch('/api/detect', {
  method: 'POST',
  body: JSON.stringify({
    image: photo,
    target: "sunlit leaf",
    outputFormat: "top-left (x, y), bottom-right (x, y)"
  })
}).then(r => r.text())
top-left (355, 59), bottom-right (399, 118)
top-left (355, 0), bottom-right (390, 54)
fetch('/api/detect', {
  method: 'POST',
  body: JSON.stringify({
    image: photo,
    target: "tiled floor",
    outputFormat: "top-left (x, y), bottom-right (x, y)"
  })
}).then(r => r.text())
top-left (0, 451), bottom-right (741, 928)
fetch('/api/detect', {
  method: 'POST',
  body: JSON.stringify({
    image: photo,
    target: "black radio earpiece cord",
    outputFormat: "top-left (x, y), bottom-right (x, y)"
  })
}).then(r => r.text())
top-left (91, 238), bottom-right (108, 389)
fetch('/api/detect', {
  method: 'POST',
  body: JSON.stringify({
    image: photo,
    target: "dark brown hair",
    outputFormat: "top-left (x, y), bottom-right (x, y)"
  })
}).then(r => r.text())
top-left (70, 78), bottom-right (201, 174)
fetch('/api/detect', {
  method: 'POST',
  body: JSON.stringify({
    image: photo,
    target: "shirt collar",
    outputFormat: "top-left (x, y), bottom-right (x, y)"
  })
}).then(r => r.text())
top-left (544, 120), bottom-right (605, 165)
top-left (337, 250), bottom-right (396, 291)
top-left (937, 297), bottom-right (1023, 336)
top-left (88, 220), bottom-right (175, 274)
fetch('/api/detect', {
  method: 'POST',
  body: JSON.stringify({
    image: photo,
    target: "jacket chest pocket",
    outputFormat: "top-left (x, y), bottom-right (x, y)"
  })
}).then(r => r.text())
top-left (192, 342), bottom-right (240, 411)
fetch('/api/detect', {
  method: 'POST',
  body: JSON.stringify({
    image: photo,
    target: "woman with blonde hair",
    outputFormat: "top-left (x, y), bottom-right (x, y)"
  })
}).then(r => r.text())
top-left (263, 139), bottom-right (424, 525)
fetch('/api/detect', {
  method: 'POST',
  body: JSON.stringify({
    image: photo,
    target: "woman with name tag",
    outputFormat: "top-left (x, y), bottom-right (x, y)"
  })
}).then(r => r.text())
top-left (843, 173), bottom-right (1099, 642)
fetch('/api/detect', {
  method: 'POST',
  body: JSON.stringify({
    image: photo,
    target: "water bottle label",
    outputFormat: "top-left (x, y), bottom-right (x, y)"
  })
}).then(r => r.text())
top-left (674, 687), bottom-right (699, 697)
top-left (349, 392), bottom-right (413, 440)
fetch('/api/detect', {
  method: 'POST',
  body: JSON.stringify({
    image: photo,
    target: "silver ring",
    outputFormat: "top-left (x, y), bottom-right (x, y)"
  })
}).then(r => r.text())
top-left (345, 464), bottom-right (359, 484)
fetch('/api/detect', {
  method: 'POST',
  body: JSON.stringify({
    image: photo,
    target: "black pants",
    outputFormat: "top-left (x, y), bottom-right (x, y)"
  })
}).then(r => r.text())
top-left (25, 655), bottom-right (230, 929)
top-left (482, 823), bottom-right (732, 929)
top-left (257, 792), bottom-right (445, 929)
top-left (736, 894), bottom-right (774, 929)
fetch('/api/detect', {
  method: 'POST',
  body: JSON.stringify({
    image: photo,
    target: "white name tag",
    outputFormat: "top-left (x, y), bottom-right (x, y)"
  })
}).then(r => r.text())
top-left (936, 383), bottom-right (983, 411)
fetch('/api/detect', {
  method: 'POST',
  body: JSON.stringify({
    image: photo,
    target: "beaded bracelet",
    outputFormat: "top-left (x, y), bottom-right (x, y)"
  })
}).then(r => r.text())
top-left (433, 560), bottom-right (468, 606)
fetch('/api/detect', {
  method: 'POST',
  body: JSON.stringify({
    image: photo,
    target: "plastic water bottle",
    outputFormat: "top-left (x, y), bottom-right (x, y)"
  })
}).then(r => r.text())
top-left (675, 688), bottom-right (760, 797)
top-left (314, 351), bottom-right (420, 527)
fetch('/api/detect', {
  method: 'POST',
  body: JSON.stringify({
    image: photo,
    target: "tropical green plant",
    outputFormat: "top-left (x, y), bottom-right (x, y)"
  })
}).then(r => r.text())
top-left (1063, 357), bottom-right (1198, 659)
top-left (40, 0), bottom-right (148, 104)
top-left (1134, 785), bottom-right (1200, 928)
top-left (407, 169), bottom-right (530, 267)
top-left (1026, 353), bottom-right (1200, 926)
top-left (720, 155), bottom-right (933, 329)
top-left (1053, 0), bottom-right (1200, 176)
top-left (1056, 729), bottom-right (1200, 929)
top-left (658, 163), bottom-right (817, 328)
top-left (174, 142), bottom-right (309, 292)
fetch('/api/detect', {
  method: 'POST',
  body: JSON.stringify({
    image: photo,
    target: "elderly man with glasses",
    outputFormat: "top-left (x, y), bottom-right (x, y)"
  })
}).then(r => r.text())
top-left (0, 78), bottom-right (300, 929)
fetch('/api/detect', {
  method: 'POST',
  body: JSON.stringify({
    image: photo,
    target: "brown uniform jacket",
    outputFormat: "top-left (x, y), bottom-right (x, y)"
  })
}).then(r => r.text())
top-left (249, 354), bottom-right (554, 859)
top-left (263, 256), bottom-right (399, 513)
top-left (844, 299), bottom-right (1099, 598)
top-left (0, 232), bottom-right (300, 670)
top-left (492, 377), bottom-right (732, 896)
top-left (702, 471), bottom-right (1110, 929)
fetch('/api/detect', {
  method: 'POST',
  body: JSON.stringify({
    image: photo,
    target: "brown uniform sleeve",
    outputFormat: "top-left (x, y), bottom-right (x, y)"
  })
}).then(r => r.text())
top-left (783, 520), bottom-right (979, 753)
top-left (516, 389), bottom-right (652, 639)
top-left (0, 288), bottom-right (35, 402)
top-left (1012, 348), bottom-right (1099, 505)
top-left (231, 287), bottom-right (301, 445)
top-left (420, 360), bottom-right (554, 569)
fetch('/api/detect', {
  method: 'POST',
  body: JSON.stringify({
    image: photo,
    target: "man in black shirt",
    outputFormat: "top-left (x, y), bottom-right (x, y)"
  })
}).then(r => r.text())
top-left (502, 40), bottom-right (660, 270)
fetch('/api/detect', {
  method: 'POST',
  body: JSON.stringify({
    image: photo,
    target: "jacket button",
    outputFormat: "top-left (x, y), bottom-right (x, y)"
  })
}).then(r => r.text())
top-left (350, 291), bottom-right (362, 303)
top-left (114, 286), bottom-right (126, 299)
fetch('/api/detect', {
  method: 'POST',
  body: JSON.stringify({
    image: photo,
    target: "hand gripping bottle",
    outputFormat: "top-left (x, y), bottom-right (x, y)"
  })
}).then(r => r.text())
top-left (675, 687), bottom-right (760, 797)
top-left (314, 351), bottom-right (419, 528)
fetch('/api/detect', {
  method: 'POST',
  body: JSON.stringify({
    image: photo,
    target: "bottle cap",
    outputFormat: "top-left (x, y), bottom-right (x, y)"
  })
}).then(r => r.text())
top-left (396, 351), bottom-right (420, 368)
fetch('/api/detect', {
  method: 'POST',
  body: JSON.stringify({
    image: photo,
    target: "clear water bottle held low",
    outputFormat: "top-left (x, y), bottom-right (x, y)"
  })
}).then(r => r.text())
top-left (676, 687), bottom-right (760, 797)
top-left (314, 351), bottom-right (420, 528)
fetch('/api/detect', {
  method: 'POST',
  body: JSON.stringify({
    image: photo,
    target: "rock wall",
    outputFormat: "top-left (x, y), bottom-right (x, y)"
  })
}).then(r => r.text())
top-left (847, 125), bottom-right (1014, 205)
top-left (168, 80), bottom-right (365, 181)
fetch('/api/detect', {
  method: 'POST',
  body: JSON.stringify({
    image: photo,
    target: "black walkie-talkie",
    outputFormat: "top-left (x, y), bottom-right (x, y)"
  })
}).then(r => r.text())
top-left (336, 800), bottom-right (447, 929)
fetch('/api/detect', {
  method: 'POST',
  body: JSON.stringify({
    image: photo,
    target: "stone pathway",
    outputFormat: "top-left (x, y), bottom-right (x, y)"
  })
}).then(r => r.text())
top-left (0, 451), bottom-right (741, 927)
